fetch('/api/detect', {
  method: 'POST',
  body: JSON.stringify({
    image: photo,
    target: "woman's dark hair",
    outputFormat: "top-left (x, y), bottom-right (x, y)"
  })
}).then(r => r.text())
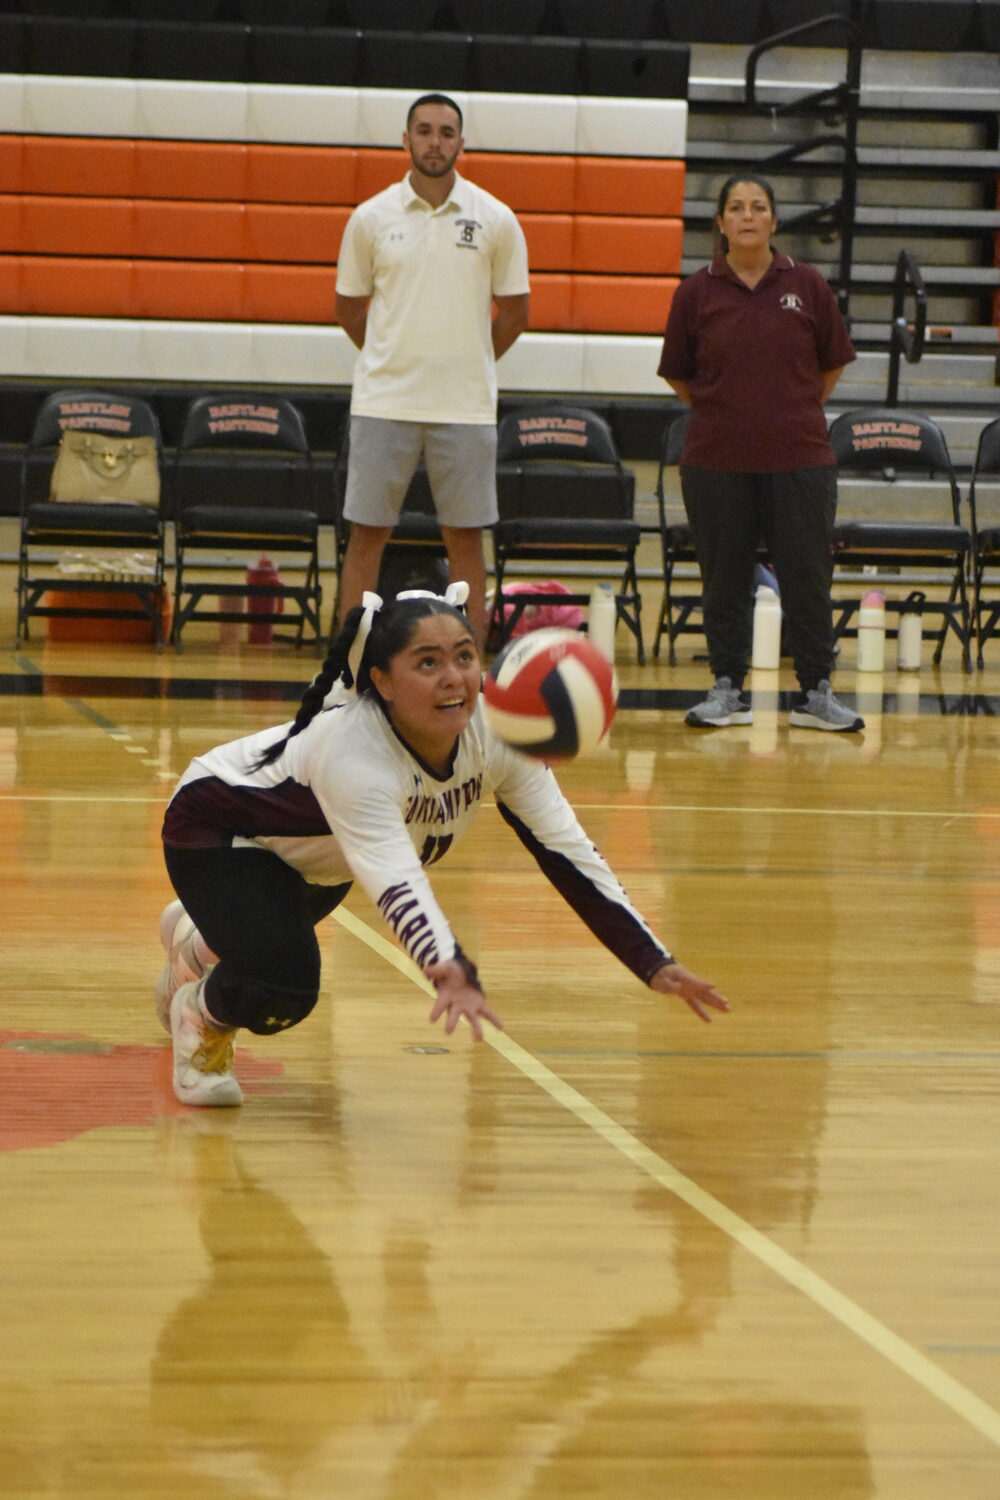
top-left (713, 173), bottom-right (777, 253)
top-left (251, 594), bottom-right (471, 770)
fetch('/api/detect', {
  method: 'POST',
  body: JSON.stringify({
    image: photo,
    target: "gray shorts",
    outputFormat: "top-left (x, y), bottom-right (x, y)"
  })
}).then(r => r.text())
top-left (343, 415), bottom-right (498, 528)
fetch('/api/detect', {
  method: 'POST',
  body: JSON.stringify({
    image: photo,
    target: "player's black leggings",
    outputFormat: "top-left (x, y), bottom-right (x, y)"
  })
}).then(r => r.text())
top-left (163, 844), bottom-right (351, 1035)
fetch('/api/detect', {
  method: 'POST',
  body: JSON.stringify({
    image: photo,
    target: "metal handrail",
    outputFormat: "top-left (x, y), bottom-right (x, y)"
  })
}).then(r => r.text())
top-left (743, 3), bottom-right (864, 325)
top-left (886, 249), bottom-right (927, 405)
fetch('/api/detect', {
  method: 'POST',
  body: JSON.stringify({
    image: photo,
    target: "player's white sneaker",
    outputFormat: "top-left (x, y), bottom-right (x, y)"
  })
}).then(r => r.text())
top-left (156, 900), bottom-right (212, 1032)
top-left (170, 979), bottom-right (243, 1108)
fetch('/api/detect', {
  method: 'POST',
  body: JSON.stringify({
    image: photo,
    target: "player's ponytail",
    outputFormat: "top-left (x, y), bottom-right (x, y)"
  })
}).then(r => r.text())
top-left (249, 602), bottom-right (369, 770)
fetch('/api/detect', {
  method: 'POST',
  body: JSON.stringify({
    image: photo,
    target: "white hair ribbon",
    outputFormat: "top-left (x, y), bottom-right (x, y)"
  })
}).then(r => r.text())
top-left (345, 590), bottom-right (383, 694)
top-left (395, 580), bottom-right (470, 609)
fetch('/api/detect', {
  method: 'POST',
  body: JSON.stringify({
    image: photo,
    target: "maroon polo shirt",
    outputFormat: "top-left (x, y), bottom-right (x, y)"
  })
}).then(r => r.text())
top-left (657, 252), bottom-right (856, 472)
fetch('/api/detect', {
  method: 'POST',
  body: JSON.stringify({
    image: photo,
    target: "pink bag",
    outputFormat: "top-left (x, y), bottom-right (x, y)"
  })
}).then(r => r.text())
top-left (492, 580), bottom-right (585, 638)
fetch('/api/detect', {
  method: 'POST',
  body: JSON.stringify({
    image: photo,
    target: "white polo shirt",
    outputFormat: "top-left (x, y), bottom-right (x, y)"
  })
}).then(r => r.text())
top-left (336, 171), bottom-right (530, 424)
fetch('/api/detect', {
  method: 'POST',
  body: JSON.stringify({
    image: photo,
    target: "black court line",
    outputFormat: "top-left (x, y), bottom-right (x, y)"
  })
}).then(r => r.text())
top-left (0, 670), bottom-right (304, 702)
top-left (1, 669), bottom-right (999, 715)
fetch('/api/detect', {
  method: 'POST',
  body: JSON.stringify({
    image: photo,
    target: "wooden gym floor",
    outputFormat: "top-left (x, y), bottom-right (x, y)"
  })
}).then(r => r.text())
top-left (1, 549), bottom-right (998, 1498)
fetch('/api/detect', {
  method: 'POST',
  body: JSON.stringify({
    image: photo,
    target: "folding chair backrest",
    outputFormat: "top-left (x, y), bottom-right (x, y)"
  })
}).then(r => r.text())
top-left (30, 389), bottom-right (162, 448)
top-left (497, 404), bottom-right (622, 467)
top-left (969, 417), bottom-right (1000, 534)
top-left (174, 394), bottom-right (312, 514)
top-left (972, 418), bottom-right (1000, 479)
top-left (828, 407), bottom-right (960, 525)
top-left (662, 408), bottom-right (689, 468)
top-left (24, 389), bottom-right (162, 508)
top-left (828, 407), bottom-right (953, 475)
top-left (179, 394), bottom-right (308, 454)
top-left (496, 404), bottom-right (633, 522)
top-left (655, 408), bottom-right (689, 518)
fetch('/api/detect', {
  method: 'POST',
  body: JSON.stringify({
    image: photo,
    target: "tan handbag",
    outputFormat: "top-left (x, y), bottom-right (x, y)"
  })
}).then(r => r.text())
top-left (49, 429), bottom-right (160, 508)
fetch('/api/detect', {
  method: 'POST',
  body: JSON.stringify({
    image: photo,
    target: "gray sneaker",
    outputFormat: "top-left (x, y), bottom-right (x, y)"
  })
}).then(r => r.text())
top-left (789, 680), bottom-right (865, 732)
top-left (685, 677), bottom-right (754, 728)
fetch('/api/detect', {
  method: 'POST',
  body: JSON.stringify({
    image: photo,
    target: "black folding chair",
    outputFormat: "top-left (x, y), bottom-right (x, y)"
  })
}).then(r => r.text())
top-left (828, 407), bottom-right (974, 672)
top-left (652, 408), bottom-right (698, 663)
top-left (968, 416), bottom-right (1000, 668)
top-left (171, 394), bottom-right (321, 651)
top-left (16, 389), bottom-right (166, 648)
top-left (489, 404), bottom-right (644, 662)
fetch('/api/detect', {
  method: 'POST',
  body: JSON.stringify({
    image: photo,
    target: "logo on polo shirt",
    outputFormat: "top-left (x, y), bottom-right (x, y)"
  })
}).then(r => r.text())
top-left (780, 292), bottom-right (803, 311)
top-left (455, 218), bottom-right (482, 249)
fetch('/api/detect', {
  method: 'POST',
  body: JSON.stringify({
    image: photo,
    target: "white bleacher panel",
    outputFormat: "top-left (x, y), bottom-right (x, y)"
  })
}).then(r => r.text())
top-left (138, 321), bottom-right (256, 383)
top-left (576, 97), bottom-right (687, 159)
top-left (21, 76), bottom-right (138, 138)
top-left (0, 316), bottom-right (29, 375)
top-left (247, 85), bottom-right (359, 146)
top-left (581, 334), bottom-right (664, 396)
top-left (24, 317), bottom-right (141, 379)
top-left (251, 324), bottom-right (353, 385)
top-left (356, 89), bottom-right (465, 149)
top-left (136, 80), bottom-right (249, 142)
top-left (0, 75), bottom-right (25, 134)
top-left (463, 93), bottom-right (577, 155)
top-left (496, 332), bottom-right (586, 393)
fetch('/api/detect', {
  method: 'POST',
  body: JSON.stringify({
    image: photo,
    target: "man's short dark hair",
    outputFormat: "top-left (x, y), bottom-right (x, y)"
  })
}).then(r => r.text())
top-left (407, 93), bottom-right (463, 132)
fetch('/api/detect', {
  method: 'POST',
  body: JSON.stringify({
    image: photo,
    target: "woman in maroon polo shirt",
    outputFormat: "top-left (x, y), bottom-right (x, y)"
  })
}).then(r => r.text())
top-left (658, 173), bottom-right (864, 732)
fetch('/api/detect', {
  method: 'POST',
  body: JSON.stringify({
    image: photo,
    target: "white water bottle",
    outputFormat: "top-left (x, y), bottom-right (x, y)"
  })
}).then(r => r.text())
top-left (897, 590), bottom-right (925, 671)
top-left (588, 583), bottom-right (616, 661)
top-left (751, 584), bottom-right (782, 669)
top-left (857, 589), bottom-right (886, 672)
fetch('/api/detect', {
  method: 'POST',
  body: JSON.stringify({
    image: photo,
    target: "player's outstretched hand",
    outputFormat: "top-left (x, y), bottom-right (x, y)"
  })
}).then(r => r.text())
top-left (649, 961), bottom-right (731, 1023)
top-left (426, 959), bottom-right (504, 1042)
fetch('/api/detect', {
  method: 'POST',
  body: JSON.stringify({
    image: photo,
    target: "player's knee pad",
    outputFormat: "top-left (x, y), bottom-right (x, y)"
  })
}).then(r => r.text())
top-left (209, 973), bottom-right (318, 1035)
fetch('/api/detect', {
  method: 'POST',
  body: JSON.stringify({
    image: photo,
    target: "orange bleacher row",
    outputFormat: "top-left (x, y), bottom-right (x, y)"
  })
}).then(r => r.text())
top-left (0, 134), bottom-right (683, 333)
top-left (0, 256), bottom-right (679, 332)
top-left (0, 135), bottom-right (685, 216)
top-left (0, 196), bottom-right (682, 275)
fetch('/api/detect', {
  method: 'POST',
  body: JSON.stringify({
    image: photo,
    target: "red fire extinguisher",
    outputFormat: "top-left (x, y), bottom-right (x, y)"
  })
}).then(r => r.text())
top-left (245, 553), bottom-right (284, 644)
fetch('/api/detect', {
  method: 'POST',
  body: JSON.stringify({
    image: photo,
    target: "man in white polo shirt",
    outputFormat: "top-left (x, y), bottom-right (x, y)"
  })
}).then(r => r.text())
top-left (335, 92), bottom-right (531, 644)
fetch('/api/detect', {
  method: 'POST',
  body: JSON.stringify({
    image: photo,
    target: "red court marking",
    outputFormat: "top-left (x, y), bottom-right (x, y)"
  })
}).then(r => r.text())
top-left (0, 1030), bottom-right (284, 1151)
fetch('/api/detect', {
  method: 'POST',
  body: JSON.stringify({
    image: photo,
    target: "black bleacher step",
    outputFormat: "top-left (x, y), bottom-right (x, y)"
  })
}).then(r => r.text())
top-left (684, 200), bottom-right (1000, 233)
top-left (851, 322), bottom-right (1000, 348)
top-left (691, 77), bottom-right (1000, 114)
top-left (684, 141), bottom-right (1000, 175)
top-left (680, 259), bottom-right (1000, 288)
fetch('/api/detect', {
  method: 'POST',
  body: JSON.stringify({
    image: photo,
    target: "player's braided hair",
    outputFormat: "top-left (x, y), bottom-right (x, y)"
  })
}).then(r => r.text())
top-left (250, 590), bottom-right (470, 771)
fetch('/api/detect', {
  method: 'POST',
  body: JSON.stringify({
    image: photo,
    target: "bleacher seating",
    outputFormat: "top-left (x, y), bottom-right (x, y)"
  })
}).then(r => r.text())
top-left (0, 134), bottom-right (684, 333)
top-left (0, 0), bottom-right (995, 519)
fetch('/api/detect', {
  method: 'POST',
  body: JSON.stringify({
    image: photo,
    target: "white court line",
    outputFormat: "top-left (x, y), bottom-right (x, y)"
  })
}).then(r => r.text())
top-left (0, 794), bottom-right (164, 802)
top-left (0, 792), bottom-right (994, 823)
top-left (334, 903), bottom-right (1000, 1453)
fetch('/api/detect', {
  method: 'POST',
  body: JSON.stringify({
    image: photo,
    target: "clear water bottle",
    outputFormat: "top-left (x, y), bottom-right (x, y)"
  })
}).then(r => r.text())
top-left (587, 583), bottom-right (616, 661)
top-left (857, 589), bottom-right (886, 672)
top-left (751, 584), bottom-right (781, 669)
top-left (897, 590), bottom-right (926, 671)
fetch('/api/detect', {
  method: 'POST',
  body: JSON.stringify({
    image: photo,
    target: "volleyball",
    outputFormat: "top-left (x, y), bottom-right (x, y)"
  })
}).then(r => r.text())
top-left (482, 628), bottom-right (618, 761)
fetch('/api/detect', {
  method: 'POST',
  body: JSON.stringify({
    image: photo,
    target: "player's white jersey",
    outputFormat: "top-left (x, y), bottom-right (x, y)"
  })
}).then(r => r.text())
top-left (164, 695), bottom-right (671, 980)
